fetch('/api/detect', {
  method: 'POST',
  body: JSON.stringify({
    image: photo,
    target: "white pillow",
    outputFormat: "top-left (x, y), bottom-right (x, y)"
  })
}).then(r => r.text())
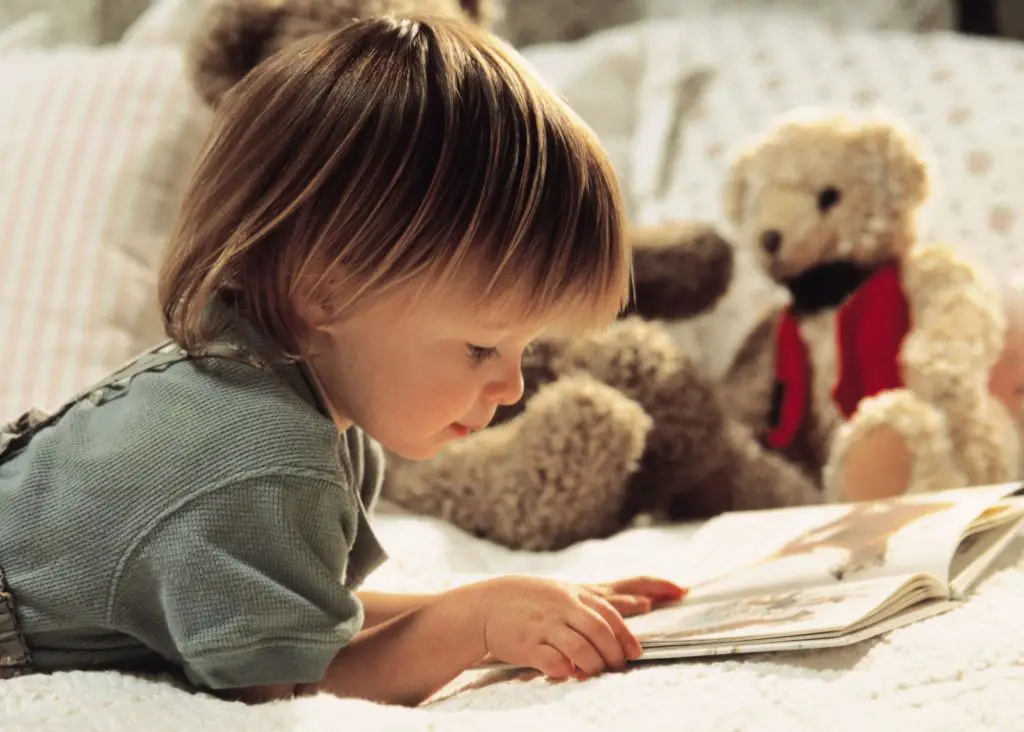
top-left (0, 46), bottom-right (211, 418)
top-left (0, 11), bottom-right (53, 53)
top-left (120, 0), bottom-right (212, 47)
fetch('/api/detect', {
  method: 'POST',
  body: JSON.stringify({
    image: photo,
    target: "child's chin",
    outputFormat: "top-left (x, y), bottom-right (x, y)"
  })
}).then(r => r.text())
top-left (385, 437), bottom-right (452, 463)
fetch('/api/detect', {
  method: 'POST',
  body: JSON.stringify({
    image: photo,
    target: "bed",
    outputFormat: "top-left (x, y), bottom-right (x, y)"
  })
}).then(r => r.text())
top-left (2, 2), bottom-right (1024, 729)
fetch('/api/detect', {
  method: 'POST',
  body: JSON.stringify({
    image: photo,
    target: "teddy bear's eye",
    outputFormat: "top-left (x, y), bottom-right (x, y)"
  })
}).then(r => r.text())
top-left (817, 186), bottom-right (842, 213)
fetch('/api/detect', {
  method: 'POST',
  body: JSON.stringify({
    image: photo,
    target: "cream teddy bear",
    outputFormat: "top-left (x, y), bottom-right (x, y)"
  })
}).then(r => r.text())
top-left (720, 108), bottom-right (1022, 502)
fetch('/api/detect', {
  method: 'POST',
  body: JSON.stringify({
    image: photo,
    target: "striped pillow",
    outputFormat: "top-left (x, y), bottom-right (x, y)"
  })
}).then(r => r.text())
top-left (0, 46), bottom-right (210, 419)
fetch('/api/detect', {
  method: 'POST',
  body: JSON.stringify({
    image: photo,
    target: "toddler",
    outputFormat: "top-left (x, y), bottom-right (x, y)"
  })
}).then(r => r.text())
top-left (0, 16), bottom-right (685, 706)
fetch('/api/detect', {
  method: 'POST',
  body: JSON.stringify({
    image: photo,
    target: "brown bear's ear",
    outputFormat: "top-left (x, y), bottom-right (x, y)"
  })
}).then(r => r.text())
top-left (185, 0), bottom-right (288, 108)
top-left (625, 222), bottom-right (735, 321)
top-left (459, 0), bottom-right (496, 24)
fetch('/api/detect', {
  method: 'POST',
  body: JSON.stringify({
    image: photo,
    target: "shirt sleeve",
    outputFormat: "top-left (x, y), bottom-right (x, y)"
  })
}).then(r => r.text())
top-left (107, 472), bottom-right (364, 690)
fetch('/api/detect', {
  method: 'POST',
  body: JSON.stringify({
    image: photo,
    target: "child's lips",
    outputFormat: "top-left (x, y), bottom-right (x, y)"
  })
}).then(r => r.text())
top-left (450, 423), bottom-right (472, 437)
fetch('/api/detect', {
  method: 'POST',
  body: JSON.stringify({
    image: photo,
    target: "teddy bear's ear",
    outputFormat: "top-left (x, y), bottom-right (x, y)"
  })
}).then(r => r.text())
top-left (723, 148), bottom-right (753, 229)
top-left (185, 0), bottom-right (289, 108)
top-left (864, 119), bottom-right (930, 210)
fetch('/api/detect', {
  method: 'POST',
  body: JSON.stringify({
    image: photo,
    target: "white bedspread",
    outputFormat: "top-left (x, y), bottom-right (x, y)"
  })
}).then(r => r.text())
top-left (3, 506), bottom-right (1024, 731)
top-left (5, 14), bottom-right (1024, 731)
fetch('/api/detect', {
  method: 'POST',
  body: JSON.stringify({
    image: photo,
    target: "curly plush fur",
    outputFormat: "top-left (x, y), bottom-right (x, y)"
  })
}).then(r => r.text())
top-left (383, 224), bottom-right (821, 552)
top-left (721, 108), bottom-right (1021, 501)
top-left (186, 0), bottom-right (494, 107)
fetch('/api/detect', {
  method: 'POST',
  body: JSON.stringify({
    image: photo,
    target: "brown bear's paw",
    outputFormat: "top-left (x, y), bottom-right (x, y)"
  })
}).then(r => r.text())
top-left (383, 375), bottom-right (653, 552)
top-left (552, 317), bottom-right (693, 408)
top-left (823, 389), bottom-right (964, 502)
top-left (500, 375), bottom-right (653, 550)
top-left (626, 221), bottom-right (735, 321)
top-left (712, 420), bottom-right (823, 513)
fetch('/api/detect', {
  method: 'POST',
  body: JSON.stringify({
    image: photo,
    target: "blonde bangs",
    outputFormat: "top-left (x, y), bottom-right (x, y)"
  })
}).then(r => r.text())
top-left (159, 15), bottom-right (630, 358)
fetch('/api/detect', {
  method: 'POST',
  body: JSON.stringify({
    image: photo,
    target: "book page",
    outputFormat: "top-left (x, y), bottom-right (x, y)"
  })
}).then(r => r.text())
top-left (626, 575), bottom-right (918, 647)
top-left (947, 507), bottom-right (1024, 597)
top-left (673, 484), bottom-right (1018, 603)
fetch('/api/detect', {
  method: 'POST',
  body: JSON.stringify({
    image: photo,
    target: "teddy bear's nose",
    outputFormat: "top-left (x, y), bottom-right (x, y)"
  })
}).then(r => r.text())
top-left (759, 229), bottom-right (783, 256)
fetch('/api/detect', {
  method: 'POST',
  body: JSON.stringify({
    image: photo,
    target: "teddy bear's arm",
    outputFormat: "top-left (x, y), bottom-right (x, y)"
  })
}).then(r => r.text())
top-left (624, 222), bottom-right (734, 321)
top-left (899, 245), bottom-right (1006, 406)
top-left (897, 244), bottom-right (1018, 486)
top-left (720, 304), bottom-right (783, 437)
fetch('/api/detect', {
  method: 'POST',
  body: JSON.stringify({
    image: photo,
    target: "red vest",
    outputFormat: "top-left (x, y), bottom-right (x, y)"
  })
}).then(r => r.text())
top-left (767, 262), bottom-right (910, 450)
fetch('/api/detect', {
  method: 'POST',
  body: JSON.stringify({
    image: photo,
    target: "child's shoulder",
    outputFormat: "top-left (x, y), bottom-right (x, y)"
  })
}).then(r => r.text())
top-left (71, 349), bottom-right (344, 493)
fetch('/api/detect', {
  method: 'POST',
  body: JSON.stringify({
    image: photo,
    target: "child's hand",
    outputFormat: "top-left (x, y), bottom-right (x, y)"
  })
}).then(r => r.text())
top-left (581, 576), bottom-right (688, 617)
top-left (463, 575), bottom-right (643, 679)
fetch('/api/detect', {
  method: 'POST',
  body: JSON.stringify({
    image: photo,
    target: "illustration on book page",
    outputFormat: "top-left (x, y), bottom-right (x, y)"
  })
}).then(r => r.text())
top-left (764, 500), bottom-right (952, 580)
top-left (627, 578), bottom-right (900, 645)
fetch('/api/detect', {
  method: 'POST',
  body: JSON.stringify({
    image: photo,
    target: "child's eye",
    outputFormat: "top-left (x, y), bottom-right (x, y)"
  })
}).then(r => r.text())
top-left (466, 344), bottom-right (499, 363)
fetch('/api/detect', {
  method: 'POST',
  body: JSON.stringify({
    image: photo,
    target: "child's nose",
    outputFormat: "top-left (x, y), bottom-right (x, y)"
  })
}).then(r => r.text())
top-left (488, 368), bottom-right (525, 406)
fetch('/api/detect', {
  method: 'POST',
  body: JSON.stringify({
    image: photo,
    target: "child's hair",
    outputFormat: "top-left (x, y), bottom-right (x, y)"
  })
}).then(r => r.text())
top-left (159, 15), bottom-right (631, 360)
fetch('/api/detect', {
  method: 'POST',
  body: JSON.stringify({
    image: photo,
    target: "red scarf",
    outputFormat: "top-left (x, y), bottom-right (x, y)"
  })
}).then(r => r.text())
top-left (767, 262), bottom-right (910, 450)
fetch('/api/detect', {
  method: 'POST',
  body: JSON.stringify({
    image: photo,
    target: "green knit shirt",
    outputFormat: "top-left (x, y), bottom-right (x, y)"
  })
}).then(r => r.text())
top-left (0, 325), bottom-right (387, 690)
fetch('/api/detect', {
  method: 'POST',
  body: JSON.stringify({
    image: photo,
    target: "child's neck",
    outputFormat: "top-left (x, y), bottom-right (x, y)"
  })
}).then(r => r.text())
top-left (302, 361), bottom-right (353, 431)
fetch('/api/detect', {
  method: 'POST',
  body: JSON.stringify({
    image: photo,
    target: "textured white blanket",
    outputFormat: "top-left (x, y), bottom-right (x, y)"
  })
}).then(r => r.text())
top-left (3, 507), bottom-right (1024, 731)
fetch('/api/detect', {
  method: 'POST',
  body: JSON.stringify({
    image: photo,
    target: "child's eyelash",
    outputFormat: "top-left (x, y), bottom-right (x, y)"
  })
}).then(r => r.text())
top-left (466, 344), bottom-right (499, 363)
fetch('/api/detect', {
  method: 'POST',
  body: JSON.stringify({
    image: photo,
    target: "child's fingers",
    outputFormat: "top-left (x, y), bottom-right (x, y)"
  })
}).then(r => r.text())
top-left (604, 593), bottom-right (652, 617)
top-left (609, 576), bottom-right (687, 601)
top-left (548, 625), bottom-right (608, 677)
top-left (529, 643), bottom-right (576, 680)
top-left (577, 594), bottom-right (642, 665)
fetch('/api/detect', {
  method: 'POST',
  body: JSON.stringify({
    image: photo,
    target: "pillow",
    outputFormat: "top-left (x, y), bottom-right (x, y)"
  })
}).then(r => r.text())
top-left (0, 12), bottom-right (53, 53)
top-left (120, 0), bottom-right (213, 47)
top-left (0, 1), bottom-right (150, 45)
top-left (0, 46), bottom-right (211, 419)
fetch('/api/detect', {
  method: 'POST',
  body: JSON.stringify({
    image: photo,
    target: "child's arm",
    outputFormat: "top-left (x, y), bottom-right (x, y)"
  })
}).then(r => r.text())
top-left (355, 576), bottom-right (686, 630)
top-left (239, 575), bottom-right (659, 706)
top-left (355, 591), bottom-right (437, 629)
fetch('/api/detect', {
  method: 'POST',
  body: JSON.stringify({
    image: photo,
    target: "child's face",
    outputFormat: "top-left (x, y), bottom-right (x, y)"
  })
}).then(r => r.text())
top-left (303, 283), bottom-right (543, 461)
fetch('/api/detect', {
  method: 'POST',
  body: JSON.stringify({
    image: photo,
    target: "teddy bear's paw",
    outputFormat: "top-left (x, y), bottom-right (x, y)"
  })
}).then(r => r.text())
top-left (823, 389), bottom-right (964, 502)
top-left (944, 395), bottom-right (1022, 488)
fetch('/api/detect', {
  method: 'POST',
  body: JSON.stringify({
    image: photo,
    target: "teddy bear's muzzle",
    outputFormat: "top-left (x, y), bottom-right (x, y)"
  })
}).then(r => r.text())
top-left (760, 229), bottom-right (783, 256)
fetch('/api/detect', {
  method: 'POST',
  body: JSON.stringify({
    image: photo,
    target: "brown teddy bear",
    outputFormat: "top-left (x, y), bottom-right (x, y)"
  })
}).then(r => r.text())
top-left (719, 108), bottom-right (1022, 503)
top-left (186, 0), bottom-right (495, 108)
top-left (383, 222), bottom-right (823, 551)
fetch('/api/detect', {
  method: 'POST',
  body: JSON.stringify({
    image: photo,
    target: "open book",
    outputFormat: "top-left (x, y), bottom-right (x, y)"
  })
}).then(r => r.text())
top-left (625, 482), bottom-right (1024, 661)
